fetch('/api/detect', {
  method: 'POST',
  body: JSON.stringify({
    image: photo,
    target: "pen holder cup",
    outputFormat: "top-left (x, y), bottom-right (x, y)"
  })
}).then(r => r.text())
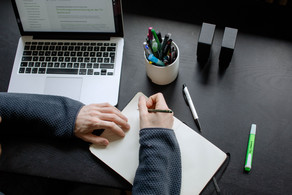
top-left (144, 41), bottom-right (179, 85)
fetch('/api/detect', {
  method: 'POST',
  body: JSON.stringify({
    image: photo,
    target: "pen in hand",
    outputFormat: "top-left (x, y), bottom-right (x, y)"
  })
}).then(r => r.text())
top-left (137, 108), bottom-right (173, 113)
top-left (182, 84), bottom-right (202, 131)
top-left (148, 109), bottom-right (173, 113)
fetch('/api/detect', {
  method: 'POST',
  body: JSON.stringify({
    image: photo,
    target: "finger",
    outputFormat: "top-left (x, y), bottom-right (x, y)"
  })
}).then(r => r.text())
top-left (92, 104), bottom-right (129, 122)
top-left (98, 112), bottom-right (130, 131)
top-left (146, 94), bottom-right (155, 108)
top-left (78, 133), bottom-right (109, 146)
top-left (0, 116), bottom-right (2, 123)
top-left (147, 93), bottom-right (169, 109)
top-left (138, 96), bottom-right (148, 116)
top-left (95, 120), bottom-right (126, 137)
top-left (93, 102), bottom-right (113, 108)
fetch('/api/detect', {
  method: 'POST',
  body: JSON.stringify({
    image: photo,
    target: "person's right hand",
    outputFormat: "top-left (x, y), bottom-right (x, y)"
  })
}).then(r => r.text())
top-left (138, 93), bottom-right (174, 129)
top-left (74, 103), bottom-right (130, 146)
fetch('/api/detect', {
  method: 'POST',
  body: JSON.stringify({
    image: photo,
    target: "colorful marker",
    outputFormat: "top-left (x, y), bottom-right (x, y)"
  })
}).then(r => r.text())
top-left (151, 29), bottom-right (161, 51)
top-left (145, 28), bottom-right (177, 66)
top-left (148, 54), bottom-right (165, 66)
top-left (151, 40), bottom-right (159, 58)
top-left (245, 124), bottom-right (257, 172)
top-left (148, 27), bottom-right (153, 40)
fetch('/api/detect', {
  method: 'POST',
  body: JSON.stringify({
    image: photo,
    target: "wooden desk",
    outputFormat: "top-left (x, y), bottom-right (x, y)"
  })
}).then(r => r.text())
top-left (1, 0), bottom-right (292, 194)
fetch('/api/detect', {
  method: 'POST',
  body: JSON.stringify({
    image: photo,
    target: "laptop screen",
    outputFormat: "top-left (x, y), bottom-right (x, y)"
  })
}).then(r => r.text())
top-left (12, 0), bottom-right (123, 38)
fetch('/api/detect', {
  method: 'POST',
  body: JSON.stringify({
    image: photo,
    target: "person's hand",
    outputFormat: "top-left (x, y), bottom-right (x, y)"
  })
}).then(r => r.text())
top-left (138, 93), bottom-right (174, 129)
top-left (74, 103), bottom-right (130, 146)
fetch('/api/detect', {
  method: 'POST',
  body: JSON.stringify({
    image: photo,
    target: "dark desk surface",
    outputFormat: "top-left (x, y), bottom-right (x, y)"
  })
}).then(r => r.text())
top-left (1, 0), bottom-right (292, 194)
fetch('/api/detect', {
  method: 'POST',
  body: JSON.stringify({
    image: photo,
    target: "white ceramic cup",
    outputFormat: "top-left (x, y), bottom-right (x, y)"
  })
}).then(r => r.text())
top-left (144, 41), bottom-right (179, 85)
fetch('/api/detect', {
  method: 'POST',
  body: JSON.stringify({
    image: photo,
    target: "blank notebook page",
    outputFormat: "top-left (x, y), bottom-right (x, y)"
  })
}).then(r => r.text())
top-left (90, 92), bottom-right (227, 195)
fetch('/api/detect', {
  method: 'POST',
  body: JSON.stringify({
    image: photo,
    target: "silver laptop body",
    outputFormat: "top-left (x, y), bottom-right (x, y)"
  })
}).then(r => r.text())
top-left (8, 0), bottom-right (124, 106)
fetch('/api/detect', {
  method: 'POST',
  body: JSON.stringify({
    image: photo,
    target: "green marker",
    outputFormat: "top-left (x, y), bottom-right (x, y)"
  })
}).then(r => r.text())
top-left (245, 124), bottom-right (256, 172)
top-left (151, 29), bottom-right (161, 47)
top-left (151, 40), bottom-right (159, 58)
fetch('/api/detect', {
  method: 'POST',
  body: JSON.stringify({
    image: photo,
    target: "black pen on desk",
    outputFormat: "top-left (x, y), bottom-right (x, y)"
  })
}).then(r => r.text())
top-left (182, 84), bottom-right (202, 131)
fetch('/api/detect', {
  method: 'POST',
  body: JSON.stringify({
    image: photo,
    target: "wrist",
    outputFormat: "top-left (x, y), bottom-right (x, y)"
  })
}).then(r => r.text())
top-left (140, 127), bottom-right (173, 131)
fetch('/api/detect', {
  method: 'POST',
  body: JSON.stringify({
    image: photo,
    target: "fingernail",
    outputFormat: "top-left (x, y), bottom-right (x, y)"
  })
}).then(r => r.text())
top-left (103, 140), bottom-right (109, 146)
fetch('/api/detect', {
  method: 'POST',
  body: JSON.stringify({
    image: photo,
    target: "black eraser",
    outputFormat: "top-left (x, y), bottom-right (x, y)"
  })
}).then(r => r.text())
top-left (219, 27), bottom-right (238, 67)
top-left (197, 22), bottom-right (216, 63)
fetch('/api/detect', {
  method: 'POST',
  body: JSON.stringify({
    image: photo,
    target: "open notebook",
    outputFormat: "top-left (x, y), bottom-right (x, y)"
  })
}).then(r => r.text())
top-left (89, 92), bottom-right (227, 194)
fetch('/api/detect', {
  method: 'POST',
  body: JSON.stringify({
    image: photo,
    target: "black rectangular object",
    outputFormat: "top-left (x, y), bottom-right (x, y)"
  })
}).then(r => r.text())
top-left (196, 23), bottom-right (216, 63)
top-left (219, 27), bottom-right (238, 66)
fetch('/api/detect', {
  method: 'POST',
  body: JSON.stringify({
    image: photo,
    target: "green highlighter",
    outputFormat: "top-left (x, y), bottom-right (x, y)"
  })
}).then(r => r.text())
top-left (151, 29), bottom-right (161, 49)
top-left (245, 124), bottom-right (257, 172)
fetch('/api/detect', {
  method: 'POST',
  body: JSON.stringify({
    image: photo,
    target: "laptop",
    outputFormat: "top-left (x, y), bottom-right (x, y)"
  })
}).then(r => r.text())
top-left (8, 0), bottom-right (124, 106)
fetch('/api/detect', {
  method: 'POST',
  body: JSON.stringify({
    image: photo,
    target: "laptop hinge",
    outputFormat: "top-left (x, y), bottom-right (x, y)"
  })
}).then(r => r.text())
top-left (33, 34), bottom-right (111, 41)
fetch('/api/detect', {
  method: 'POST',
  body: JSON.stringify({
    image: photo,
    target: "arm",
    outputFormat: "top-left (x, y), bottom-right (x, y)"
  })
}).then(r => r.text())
top-left (0, 92), bottom-right (83, 138)
top-left (133, 128), bottom-right (181, 195)
top-left (133, 93), bottom-right (182, 195)
top-left (0, 92), bottom-right (130, 145)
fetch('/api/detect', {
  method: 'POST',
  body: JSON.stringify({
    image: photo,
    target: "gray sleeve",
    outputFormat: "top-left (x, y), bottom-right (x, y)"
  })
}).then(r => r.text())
top-left (0, 92), bottom-right (84, 138)
top-left (132, 128), bottom-right (181, 195)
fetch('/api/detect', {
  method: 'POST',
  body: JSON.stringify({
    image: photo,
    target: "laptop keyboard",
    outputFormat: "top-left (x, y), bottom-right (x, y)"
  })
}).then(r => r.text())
top-left (19, 41), bottom-right (116, 76)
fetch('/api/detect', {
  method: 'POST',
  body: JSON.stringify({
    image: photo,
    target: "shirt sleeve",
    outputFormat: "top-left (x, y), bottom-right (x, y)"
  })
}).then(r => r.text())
top-left (0, 92), bottom-right (84, 138)
top-left (132, 128), bottom-right (182, 195)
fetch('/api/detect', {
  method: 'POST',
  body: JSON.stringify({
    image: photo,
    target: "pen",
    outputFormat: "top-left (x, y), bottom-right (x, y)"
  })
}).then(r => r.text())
top-left (148, 109), bottom-right (173, 113)
top-left (151, 40), bottom-right (159, 58)
top-left (162, 39), bottom-right (172, 58)
top-left (212, 177), bottom-right (221, 194)
top-left (170, 45), bottom-right (177, 63)
top-left (182, 84), bottom-right (201, 131)
top-left (144, 28), bottom-right (177, 66)
top-left (151, 29), bottom-right (162, 51)
top-left (148, 54), bottom-right (165, 66)
top-left (146, 37), bottom-right (152, 53)
top-left (156, 31), bottom-right (162, 59)
top-left (161, 33), bottom-right (171, 52)
top-left (245, 124), bottom-right (256, 172)
top-left (148, 27), bottom-right (153, 41)
top-left (157, 31), bottom-right (162, 43)
top-left (143, 42), bottom-right (152, 57)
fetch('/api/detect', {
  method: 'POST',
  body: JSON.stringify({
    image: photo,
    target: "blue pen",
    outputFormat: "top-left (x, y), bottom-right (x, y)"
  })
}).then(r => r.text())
top-left (143, 42), bottom-right (152, 57)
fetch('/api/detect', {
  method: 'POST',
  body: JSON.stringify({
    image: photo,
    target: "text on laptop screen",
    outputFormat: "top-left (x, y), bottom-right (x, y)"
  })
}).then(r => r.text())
top-left (15, 0), bottom-right (115, 33)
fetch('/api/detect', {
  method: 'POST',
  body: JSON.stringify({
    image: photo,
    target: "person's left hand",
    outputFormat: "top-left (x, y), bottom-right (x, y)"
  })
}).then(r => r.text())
top-left (74, 103), bottom-right (130, 146)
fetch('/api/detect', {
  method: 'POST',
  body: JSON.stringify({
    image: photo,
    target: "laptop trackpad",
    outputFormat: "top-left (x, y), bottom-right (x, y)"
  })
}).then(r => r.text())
top-left (44, 77), bottom-right (83, 101)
